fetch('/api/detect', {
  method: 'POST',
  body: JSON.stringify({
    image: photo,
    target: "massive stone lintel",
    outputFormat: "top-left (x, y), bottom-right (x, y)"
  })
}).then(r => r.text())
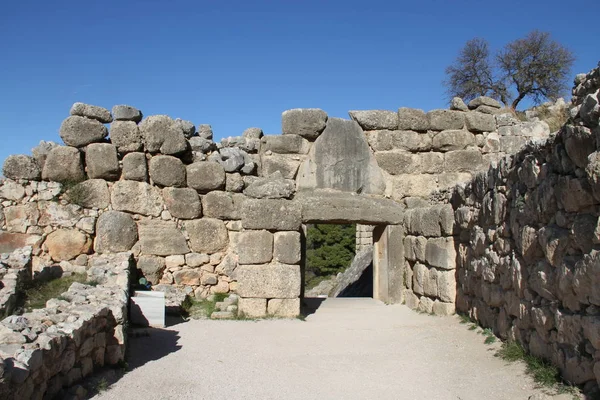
top-left (297, 190), bottom-right (403, 224)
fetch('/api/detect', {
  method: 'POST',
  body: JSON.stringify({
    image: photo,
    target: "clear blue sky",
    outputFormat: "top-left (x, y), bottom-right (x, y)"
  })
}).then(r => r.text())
top-left (1, 0), bottom-right (598, 167)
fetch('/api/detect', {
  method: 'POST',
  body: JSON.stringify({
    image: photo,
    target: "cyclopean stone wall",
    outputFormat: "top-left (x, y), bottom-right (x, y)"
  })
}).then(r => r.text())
top-left (453, 64), bottom-right (600, 388)
top-left (0, 251), bottom-right (131, 400)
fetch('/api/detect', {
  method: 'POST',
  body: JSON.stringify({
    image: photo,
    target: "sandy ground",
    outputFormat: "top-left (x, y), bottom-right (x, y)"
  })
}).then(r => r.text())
top-left (92, 298), bottom-right (572, 400)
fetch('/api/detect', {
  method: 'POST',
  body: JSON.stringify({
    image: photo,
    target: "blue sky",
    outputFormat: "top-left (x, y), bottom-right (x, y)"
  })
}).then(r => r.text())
top-left (1, 0), bottom-right (598, 167)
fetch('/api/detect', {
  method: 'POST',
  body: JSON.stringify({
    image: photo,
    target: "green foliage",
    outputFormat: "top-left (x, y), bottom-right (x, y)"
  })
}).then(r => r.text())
top-left (24, 273), bottom-right (88, 310)
top-left (497, 342), bottom-right (561, 387)
top-left (306, 224), bottom-right (356, 277)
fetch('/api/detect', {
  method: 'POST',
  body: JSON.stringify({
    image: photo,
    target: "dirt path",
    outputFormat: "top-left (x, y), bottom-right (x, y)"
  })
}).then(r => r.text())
top-left (92, 298), bottom-right (572, 400)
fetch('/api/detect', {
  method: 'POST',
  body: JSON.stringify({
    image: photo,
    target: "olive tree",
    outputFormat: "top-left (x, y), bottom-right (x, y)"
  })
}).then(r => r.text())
top-left (444, 31), bottom-right (574, 110)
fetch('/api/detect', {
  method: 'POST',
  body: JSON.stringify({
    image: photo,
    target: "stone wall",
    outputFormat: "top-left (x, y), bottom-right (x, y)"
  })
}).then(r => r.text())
top-left (399, 204), bottom-right (457, 316)
top-left (0, 252), bottom-right (131, 400)
top-left (453, 64), bottom-right (600, 388)
top-left (0, 247), bottom-right (32, 317)
top-left (356, 224), bottom-right (374, 253)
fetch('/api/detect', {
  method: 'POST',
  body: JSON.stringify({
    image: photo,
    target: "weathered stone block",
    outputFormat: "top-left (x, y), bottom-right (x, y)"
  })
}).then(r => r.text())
top-left (138, 220), bottom-right (189, 256)
top-left (390, 174), bottom-right (437, 200)
top-left (432, 300), bottom-right (455, 316)
top-left (427, 110), bottom-right (465, 130)
top-left (45, 229), bottom-right (91, 261)
top-left (437, 270), bottom-right (456, 302)
top-left (149, 155), bottom-right (186, 188)
top-left (173, 269), bottom-right (201, 286)
top-left (67, 179), bottom-right (110, 209)
top-left (42, 146), bottom-right (85, 183)
top-left (238, 298), bottom-right (267, 318)
top-left (450, 97), bottom-right (468, 111)
top-left (260, 154), bottom-right (301, 179)
top-left (111, 180), bottom-right (164, 217)
top-left (261, 135), bottom-right (311, 154)
top-left (237, 230), bottom-right (273, 264)
top-left (186, 162), bottom-right (225, 193)
top-left (267, 298), bottom-right (300, 317)
top-left (185, 218), bottom-right (229, 254)
top-left (4, 204), bottom-right (39, 233)
top-left (112, 104), bottom-right (142, 122)
top-left (244, 172), bottom-right (295, 199)
top-left (425, 238), bottom-right (456, 270)
top-left (349, 110), bottom-right (398, 130)
top-left (432, 130), bottom-right (475, 151)
top-left (375, 151), bottom-right (443, 175)
top-left (241, 199), bottom-right (301, 230)
top-left (122, 152), bottom-right (148, 182)
top-left (163, 187), bottom-right (201, 219)
top-left (139, 115), bottom-right (188, 155)
top-left (59, 116), bottom-right (109, 147)
top-left (86, 143), bottom-right (120, 180)
top-left (94, 211), bottom-right (138, 253)
top-left (417, 296), bottom-right (434, 314)
top-left (2, 155), bottom-right (41, 181)
top-left (556, 176), bottom-right (595, 212)
top-left (398, 108), bottom-right (428, 131)
top-left (37, 201), bottom-right (80, 227)
top-left (70, 102), bottom-right (112, 123)
top-left (468, 96), bottom-right (502, 109)
top-left (137, 256), bottom-right (165, 285)
top-left (202, 191), bottom-right (245, 220)
top-left (282, 108), bottom-right (327, 140)
top-left (110, 121), bottom-right (142, 153)
top-left (273, 231), bottom-right (301, 265)
top-left (444, 149), bottom-right (484, 172)
top-left (226, 173), bottom-right (244, 192)
top-left (236, 263), bottom-right (301, 298)
top-left (465, 112), bottom-right (496, 132)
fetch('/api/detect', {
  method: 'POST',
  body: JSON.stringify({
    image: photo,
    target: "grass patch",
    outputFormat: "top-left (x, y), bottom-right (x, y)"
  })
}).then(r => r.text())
top-left (24, 273), bottom-right (88, 310)
top-left (183, 293), bottom-right (231, 319)
top-left (458, 314), bottom-right (471, 324)
top-left (95, 378), bottom-right (109, 393)
top-left (496, 342), bottom-right (560, 387)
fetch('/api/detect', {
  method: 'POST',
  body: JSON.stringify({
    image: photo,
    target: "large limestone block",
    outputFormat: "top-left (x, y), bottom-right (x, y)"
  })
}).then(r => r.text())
top-left (70, 102), bottom-right (112, 123)
top-left (4, 204), bottom-right (39, 233)
top-left (163, 187), bottom-right (201, 219)
top-left (86, 143), bottom-right (120, 180)
top-left (241, 199), bottom-right (301, 230)
top-left (112, 104), bottom-right (143, 122)
top-left (37, 201), bottom-right (80, 227)
top-left (138, 220), bottom-right (189, 256)
top-left (236, 263), bottom-right (301, 298)
top-left (437, 270), bottom-right (456, 302)
top-left (110, 121), bottom-right (142, 153)
top-left (122, 152), bottom-right (148, 182)
top-left (375, 151), bottom-right (443, 175)
top-left (2, 155), bottom-right (41, 181)
top-left (465, 112), bottom-right (496, 132)
top-left (556, 176), bottom-right (595, 212)
top-left (267, 298), bottom-right (300, 317)
top-left (297, 191), bottom-right (403, 224)
top-left (67, 179), bottom-right (110, 209)
top-left (282, 108), bottom-right (327, 140)
top-left (432, 301), bottom-right (455, 316)
top-left (32, 140), bottom-right (58, 169)
top-left (427, 110), bottom-right (465, 131)
top-left (390, 174), bottom-right (437, 200)
top-left (186, 162), bottom-right (225, 193)
top-left (111, 180), bottom-right (164, 217)
top-left (348, 110), bottom-right (398, 130)
top-left (237, 230), bottom-right (273, 264)
top-left (59, 116), bottom-right (108, 147)
top-left (311, 117), bottom-right (382, 193)
top-left (238, 298), bottom-right (267, 318)
top-left (137, 256), bottom-right (165, 285)
top-left (0, 181), bottom-right (25, 201)
top-left (173, 269), bottom-right (201, 286)
top-left (468, 96), bottom-right (501, 109)
top-left (366, 130), bottom-right (431, 152)
top-left (261, 135), bottom-right (311, 154)
top-left (244, 172), bottom-right (295, 199)
top-left (94, 211), bottom-right (138, 253)
top-left (149, 155), bottom-right (186, 188)
top-left (586, 151), bottom-right (600, 201)
top-left (45, 229), bottom-right (91, 261)
top-left (444, 149), bottom-right (484, 173)
top-left (139, 115), bottom-right (188, 155)
top-left (397, 108), bottom-right (429, 131)
top-left (260, 154), bottom-right (301, 179)
top-left (425, 237), bottom-right (456, 270)
top-left (202, 191), bottom-right (245, 220)
top-left (564, 125), bottom-right (596, 169)
top-left (432, 130), bottom-right (475, 151)
top-left (42, 146), bottom-right (85, 183)
top-left (185, 218), bottom-right (229, 254)
top-left (273, 231), bottom-right (301, 264)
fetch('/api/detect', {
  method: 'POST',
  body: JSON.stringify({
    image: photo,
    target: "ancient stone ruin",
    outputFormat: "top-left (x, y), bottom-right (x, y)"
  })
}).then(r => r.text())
top-left (0, 62), bottom-right (599, 397)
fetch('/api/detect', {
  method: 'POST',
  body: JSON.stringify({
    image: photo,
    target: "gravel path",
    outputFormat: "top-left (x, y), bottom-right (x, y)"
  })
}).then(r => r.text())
top-left (92, 298), bottom-right (570, 400)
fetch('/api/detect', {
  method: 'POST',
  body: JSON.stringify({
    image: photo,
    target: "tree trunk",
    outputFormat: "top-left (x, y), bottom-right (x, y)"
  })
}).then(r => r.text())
top-left (511, 92), bottom-right (526, 110)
